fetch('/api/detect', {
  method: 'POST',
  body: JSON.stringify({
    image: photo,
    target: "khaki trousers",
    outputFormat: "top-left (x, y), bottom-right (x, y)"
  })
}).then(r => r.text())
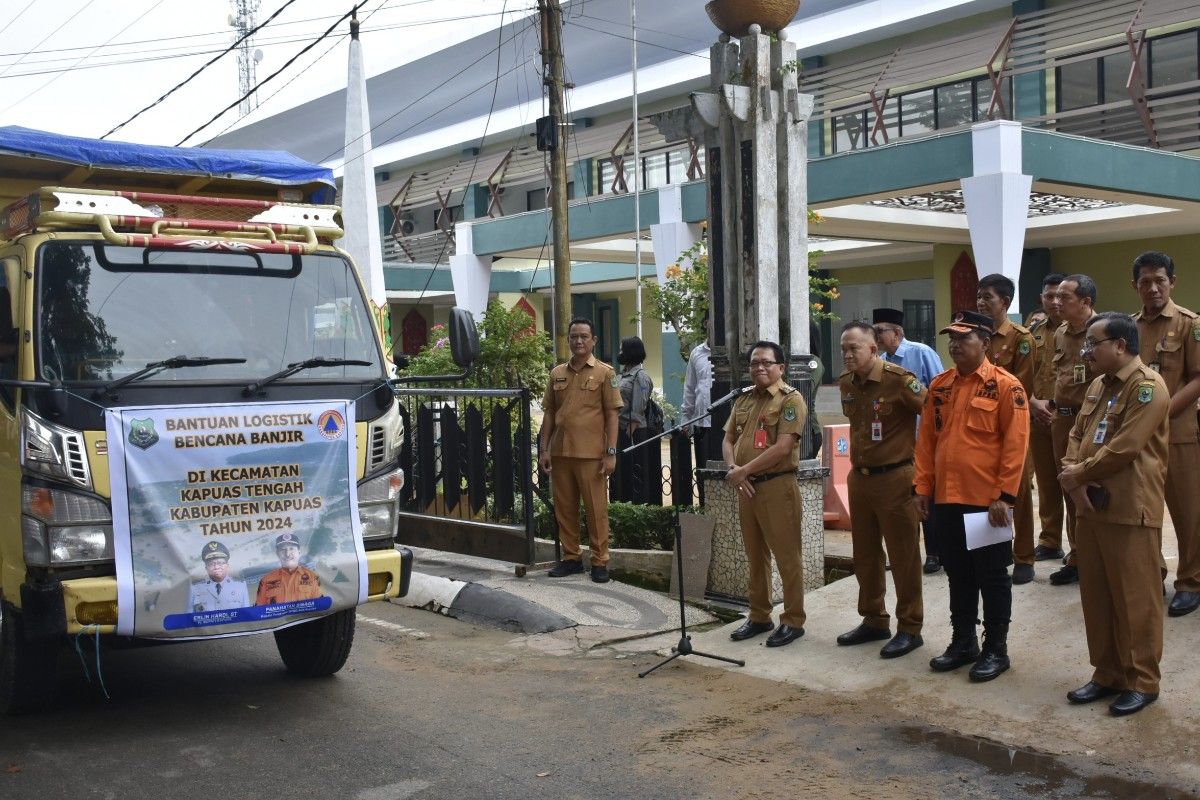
top-left (1013, 453), bottom-right (1035, 567)
top-left (737, 475), bottom-right (806, 628)
top-left (847, 465), bottom-right (923, 635)
top-left (1075, 520), bottom-right (1164, 694)
top-left (1030, 419), bottom-right (1065, 550)
top-left (1051, 415), bottom-right (1078, 567)
top-left (1166, 440), bottom-right (1200, 592)
top-left (550, 456), bottom-right (611, 567)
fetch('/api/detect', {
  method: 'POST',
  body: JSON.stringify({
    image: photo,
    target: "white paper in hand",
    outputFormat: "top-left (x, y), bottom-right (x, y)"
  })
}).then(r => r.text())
top-left (963, 511), bottom-right (1014, 551)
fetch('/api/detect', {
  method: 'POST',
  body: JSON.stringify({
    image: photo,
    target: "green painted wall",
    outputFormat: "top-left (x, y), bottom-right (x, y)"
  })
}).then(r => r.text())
top-left (1049, 234), bottom-right (1200, 314)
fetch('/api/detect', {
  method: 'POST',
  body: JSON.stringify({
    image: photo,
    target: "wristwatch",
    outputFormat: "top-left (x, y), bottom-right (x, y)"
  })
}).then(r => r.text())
top-left (605, 447), bottom-right (617, 455)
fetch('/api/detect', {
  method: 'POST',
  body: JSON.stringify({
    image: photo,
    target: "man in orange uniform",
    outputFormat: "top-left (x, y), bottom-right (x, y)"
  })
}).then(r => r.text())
top-left (836, 321), bottom-right (927, 659)
top-left (539, 317), bottom-right (623, 583)
top-left (976, 274), bottom-right (1037, 585)
top-left (1060, 313), bottom-right (1168, 716)
top-left (1048, 275), bottom-right (1099, 586)
top-left (915, 311), bottom-right (1030, 682)
top-left (1131, 251), bottom-right (1200, 616)
top-left (1028, 273), bottom-right (1067, 563)
top-left (256, 533), bottom-right (322, 605)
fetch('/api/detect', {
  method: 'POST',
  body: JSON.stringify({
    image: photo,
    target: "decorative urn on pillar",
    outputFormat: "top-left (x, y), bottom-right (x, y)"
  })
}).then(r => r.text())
top-left (705, 0), bottom-right (801, 36)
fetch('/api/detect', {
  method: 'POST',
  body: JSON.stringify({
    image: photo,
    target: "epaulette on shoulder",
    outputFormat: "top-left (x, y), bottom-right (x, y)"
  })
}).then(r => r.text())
top-left (1178, 305), bottom-right (1198, 319)
top-left (881, 362), bottom-right (907, 376)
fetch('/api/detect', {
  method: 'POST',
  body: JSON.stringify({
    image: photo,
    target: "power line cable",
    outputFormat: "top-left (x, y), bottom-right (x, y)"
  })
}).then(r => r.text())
top-left (0, 0), bottom-right (167, 117)
top-left (0, 0), bottom-right (95, 79)
top-left (175, 1), bottom-right (371, 146)
top-left (0, 0), bottom-right (38, 40)
top-left (101, 0), bottom-right (304, 139)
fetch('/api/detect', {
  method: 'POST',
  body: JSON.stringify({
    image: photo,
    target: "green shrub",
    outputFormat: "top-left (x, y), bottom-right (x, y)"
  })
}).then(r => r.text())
top-left (534, 500), bottom-right (702, 551)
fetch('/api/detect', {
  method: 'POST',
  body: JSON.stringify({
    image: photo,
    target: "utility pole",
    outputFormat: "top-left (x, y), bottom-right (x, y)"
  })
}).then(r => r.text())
top-left (538, 0), bottom-right (572, 362)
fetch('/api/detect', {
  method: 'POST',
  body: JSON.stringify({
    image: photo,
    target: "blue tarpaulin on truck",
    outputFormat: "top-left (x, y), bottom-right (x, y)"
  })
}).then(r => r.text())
top-left (0, 126), bottom-right (336, 203)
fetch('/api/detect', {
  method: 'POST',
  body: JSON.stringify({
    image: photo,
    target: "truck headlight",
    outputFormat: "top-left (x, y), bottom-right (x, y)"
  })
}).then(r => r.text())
top-left (22, 485), bottom-right (113, 566)
top-left (357, 466), bottom-right (403, 544)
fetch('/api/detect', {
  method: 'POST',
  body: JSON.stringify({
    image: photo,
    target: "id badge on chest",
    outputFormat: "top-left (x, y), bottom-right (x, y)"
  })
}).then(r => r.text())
top-left (1093, 419), bottom-right (1108, 445)
top-left (871, 421), bottom-right (883, 441)
top-left (1073, 364), bottom-right (1087, 385)
top-left (754, 426), bottom-right (769, 449)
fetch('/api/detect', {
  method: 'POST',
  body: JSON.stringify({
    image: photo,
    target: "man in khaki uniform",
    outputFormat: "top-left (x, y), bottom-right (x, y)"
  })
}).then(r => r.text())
top-left (836, 322), bottom-right (926, 659)
top-left (1048, 274), bottom-right (1099, 586)
top-left (723, 340), bottom-right (807, 648)
top-left (1131, 251), bottom-right (1200, 617)
top-left (1060, 312), bottom-right (1168, 717)
top-left (1029, 273), bottom-right (1067, 562)
top-left (977, 273), bottom-right (1038, 585)
top-left (539, 317), bottom-right (623, 583)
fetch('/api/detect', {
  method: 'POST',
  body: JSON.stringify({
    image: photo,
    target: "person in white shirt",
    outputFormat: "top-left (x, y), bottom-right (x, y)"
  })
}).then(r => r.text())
top-left (681, 314), bottom-right (713, 503)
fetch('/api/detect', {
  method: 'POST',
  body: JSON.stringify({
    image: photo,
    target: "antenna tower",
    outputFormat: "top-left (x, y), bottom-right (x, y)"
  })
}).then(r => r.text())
top-left (230, 0), bottom-right (262, 116)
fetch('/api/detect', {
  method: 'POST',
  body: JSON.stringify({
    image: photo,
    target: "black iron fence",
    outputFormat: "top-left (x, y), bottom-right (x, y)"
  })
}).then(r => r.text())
top-left (394, 387), bottom-right (538, 564)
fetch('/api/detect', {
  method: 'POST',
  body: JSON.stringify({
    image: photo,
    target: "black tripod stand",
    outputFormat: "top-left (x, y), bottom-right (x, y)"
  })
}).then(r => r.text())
top-left (624, 388), bottom-right (752, 678)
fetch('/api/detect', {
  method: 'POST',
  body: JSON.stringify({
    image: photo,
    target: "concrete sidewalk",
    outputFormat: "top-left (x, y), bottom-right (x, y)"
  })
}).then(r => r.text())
top-left (395, 546), bottom-right (716, 647)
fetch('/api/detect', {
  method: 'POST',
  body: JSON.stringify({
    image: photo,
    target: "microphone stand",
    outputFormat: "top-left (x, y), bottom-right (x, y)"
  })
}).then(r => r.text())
top-left (624, 387), bottom-right (751, 678)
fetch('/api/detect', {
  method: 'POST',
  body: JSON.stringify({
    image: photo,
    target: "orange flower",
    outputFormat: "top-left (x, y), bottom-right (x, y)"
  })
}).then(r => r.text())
top-left (665, 264), bottom-right (682, 279)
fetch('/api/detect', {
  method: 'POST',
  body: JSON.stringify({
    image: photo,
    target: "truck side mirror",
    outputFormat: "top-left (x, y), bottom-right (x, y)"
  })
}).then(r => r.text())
top-left (447, 307), bottom-right (480, 369)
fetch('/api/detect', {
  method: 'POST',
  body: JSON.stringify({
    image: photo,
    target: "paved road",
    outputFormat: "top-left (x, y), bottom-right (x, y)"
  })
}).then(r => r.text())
top-left (0, 602), bottom-right (1184, 800)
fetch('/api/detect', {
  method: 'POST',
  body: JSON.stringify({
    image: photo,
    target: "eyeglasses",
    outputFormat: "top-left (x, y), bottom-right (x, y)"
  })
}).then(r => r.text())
top-left (872, 326), bottom-right (894, 336)
top-left (748, 360), bottom-right (780, 369)
top-left (1080, 336), bottom-right (1117, 354)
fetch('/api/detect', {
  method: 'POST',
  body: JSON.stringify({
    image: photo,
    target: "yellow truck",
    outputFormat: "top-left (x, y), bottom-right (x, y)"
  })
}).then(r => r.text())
top-left (0, 126), bottom-right (450, 712)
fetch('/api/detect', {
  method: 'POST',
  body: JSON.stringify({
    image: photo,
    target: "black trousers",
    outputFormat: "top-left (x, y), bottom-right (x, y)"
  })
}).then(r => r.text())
top-left (933, 503), bottom-right (1012, 632)
top-left (692, 427), bottom-right (708, 505)
top-left (922, 517), bottom-right (938, 559)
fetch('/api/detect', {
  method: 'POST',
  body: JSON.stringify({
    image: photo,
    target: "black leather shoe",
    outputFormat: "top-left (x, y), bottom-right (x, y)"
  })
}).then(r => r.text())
top-left (765, 624), bottom-right (804, 648)
top-left (923, 555), bottom-right (942, 575)
top-left (1049, 565), bottom-right (1079, 585)
top-left (729, 620), bottom-right (774, 641)
top-left (548, 559), bottom-right (584, 577)
top-left (1168, 590), bottom-right (1200, 617)
top-left (836, 623), bottom-right (891, 646)
top-left (929, 635), bottom-right (980, 672)
top-left (968, 625), bottom-right (1010, 682)
top-left (590, 565), bottom-right (610, 583)
top-left (880, 631), bottom-right (923, 659)
top-left (1109, 691), bottom-right (1158, 717)
top-left (1034, 545), bottom-right (1065, 561)
top-left (1012, 563), bottom-right (1034, 585)
top-left (1067, 681), bottom-right (1120, 704)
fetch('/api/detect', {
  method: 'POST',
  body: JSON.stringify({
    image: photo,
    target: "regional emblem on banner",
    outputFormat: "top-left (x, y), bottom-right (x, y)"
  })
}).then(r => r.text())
top-left (317, 409), bottom-right (345, 440)
top-left (128, 418), bottom-right (159, 450)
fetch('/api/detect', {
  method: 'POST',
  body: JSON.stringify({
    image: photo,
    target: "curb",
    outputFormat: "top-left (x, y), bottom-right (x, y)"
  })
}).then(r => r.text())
top-left (392, 571), bottom-right (575, 634)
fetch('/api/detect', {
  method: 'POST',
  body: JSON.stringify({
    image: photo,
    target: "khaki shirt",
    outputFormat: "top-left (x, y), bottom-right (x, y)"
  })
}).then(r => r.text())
top-left (542, 355), bottom-right (623, 459)
top-left (913, 360), bottom-right (1030, 506)
top-left (1063, 357), bottom-right (1169, 527)
top-left (1134, 299), bottom-right (1200, 443)
top-left (838, 359), bottom-right (926, 469)
top-left (1031, 318), bottom-right (1058, 400)
top-left (724, 378), bottom-right (807, 470)
top-left (1052, 317), bottom-right (1099, 410)
top-left (987, 318), bottom-right (1036, 394)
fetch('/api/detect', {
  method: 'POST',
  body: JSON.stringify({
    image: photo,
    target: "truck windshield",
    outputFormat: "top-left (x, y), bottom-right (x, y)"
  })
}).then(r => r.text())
top-left (36, 241), bottom-right (384, 384)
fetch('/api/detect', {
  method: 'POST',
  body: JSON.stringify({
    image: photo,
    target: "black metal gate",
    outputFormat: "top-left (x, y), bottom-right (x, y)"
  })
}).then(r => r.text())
top-left (394, 387), bottom-right (538, 564)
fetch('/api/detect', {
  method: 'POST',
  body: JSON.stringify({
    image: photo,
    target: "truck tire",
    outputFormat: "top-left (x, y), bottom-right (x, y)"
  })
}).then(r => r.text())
top-left (273, 609), bottom-right (355, 677)
top-left (0, 600), bottom-right (59, 714)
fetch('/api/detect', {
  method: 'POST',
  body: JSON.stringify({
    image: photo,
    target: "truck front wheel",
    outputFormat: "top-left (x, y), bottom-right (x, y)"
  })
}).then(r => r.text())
top-left (0, 600), bottom-right (59, 714)
top-left (273, 609), bottom-right (355, 677)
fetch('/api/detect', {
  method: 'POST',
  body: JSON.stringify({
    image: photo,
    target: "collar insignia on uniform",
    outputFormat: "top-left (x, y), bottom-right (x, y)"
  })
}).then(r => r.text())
top-left (906, 377), bottom-right (921, 394)
top-left (782, 405), bottom-right (797, 422)
top-left (1138, 384), bottom-right (1154, 403)
top-left (1018, 340), bottom-right (1031, 355)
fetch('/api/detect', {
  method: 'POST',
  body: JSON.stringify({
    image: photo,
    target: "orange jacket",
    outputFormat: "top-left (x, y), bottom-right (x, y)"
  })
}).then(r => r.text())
top-left (255, 566), bottom-right (322, 605)
top-left (914, 359), bottom-right (1030, 507)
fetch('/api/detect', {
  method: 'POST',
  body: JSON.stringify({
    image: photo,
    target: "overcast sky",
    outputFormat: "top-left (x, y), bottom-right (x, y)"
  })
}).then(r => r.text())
top-left (0, 0), bottom-right (530, 147)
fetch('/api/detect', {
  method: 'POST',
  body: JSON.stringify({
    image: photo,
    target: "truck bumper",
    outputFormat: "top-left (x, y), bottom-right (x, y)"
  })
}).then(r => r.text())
top-left (50, 547), bottom-right (410, 635)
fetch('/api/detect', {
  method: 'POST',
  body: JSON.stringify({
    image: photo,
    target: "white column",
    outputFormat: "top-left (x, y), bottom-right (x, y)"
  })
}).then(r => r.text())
top-left (341, 25), bottom-right (386, 305)
top-left (961, 120), bottom-right (1031, 289)
top-left (649, 184), bottom-right (701, 284)
top-left (449, 221), bottom-right (491, 318)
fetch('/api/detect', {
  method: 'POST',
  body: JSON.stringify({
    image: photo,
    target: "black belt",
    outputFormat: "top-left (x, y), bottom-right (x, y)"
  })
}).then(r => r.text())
top-left (854, 459), bottom-right (912, 476)
top-left (1056, 406), bottom-right (1079, 416)
top-left (750, 470), bottom-right (794, 485)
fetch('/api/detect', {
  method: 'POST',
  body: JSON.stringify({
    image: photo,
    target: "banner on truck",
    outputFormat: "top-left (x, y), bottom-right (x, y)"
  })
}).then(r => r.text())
top-left (107, 400), bottom-right (366, 638)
